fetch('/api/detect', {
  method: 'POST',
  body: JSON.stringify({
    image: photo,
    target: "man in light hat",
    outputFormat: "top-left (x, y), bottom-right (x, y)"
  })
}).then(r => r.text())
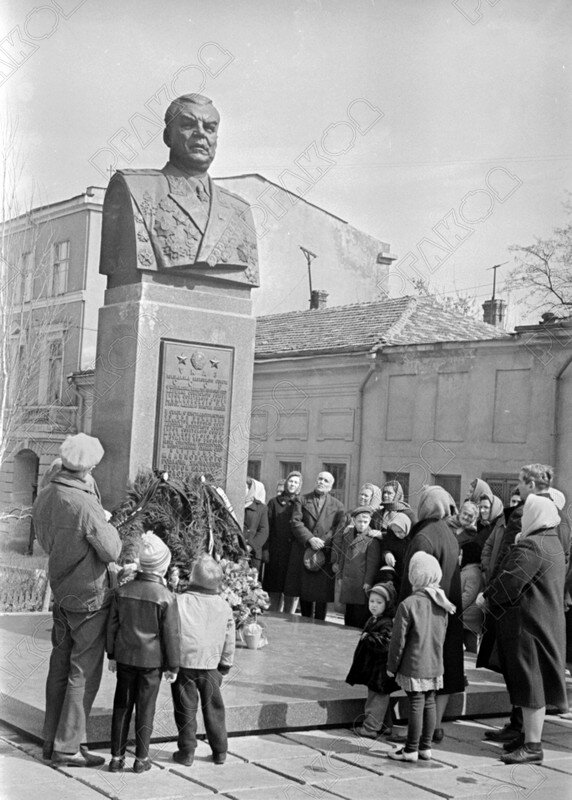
top-left (33, 433), bottom-right (122, 767)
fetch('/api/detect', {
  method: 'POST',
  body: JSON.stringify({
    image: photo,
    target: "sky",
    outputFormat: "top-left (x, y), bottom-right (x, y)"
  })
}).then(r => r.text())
top-left (1, 0), bottom-right (571, 326)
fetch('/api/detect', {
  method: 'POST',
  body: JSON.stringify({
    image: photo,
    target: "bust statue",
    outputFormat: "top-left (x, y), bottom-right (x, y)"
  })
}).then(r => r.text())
top-left (99, 94), bottom-right (258, 288)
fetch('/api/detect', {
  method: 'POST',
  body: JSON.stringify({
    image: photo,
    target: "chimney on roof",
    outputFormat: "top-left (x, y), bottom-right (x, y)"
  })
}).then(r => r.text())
top-left (310, 289), bottom-right (329, 310)
top-left (482, 298), bottom-right (507, 327)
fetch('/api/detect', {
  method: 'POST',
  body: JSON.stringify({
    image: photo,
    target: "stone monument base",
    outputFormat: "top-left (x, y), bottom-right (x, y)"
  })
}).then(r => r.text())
top-left (0, 612), bottom-right (526, 745)
top-left (91, 273), bottom-right (255, 518)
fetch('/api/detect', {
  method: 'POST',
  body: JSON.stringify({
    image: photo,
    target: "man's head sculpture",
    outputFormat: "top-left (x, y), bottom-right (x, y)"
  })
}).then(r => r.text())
top-left (163, 93), bottom-right (220, 175)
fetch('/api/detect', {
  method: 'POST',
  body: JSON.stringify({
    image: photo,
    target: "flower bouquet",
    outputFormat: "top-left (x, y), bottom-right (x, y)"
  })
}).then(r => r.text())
top-left (219, 558), bottom-right (270, 644)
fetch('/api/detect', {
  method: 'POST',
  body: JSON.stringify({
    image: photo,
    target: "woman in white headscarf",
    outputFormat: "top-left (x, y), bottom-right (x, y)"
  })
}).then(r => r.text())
top-left (243, 478), bottom-right (269, 575)
top-left (484, 493), bottom-right (567, 764)
top-left (398, 485), bottom-right (464, 743)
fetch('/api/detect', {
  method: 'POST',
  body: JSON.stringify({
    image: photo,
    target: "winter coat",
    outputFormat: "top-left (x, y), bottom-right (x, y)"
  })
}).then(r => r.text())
top-left (106, 572), bottom-right (180, 671)
top-left (243, 499), bottom-right (269, 564)
top-left (263, 492), bottom-right (298, 593)
top-left (176, 587), bottom-right (235, 671)
top-left (346, 614), bottom-right (399, 693)
top-left (284, 492), bottom-right (345, 602)
top-left (399, 518), bottom-right (465, 694)
top-left (484, 526), bottom-right (567, 710)
top-left (460, 564), bottom-right (482, 610)
top-left (387, 590), bottom-right (449, 679)
top-left (378, 530), bottom-right (411, 594)
top-left (337, 528), bottom-right (382, 605)
top-left (32, 470), bottom-right (122, 612)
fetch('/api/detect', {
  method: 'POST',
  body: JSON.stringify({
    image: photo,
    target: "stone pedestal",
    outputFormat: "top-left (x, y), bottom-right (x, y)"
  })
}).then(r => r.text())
top-left (91, 272), bottom-right (255, 522)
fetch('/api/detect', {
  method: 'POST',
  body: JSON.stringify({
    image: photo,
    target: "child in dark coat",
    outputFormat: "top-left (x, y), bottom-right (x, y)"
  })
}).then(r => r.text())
top-left (107, 532), bottom-right (180, 774)
top-left (346, 582), bottom-right (398, 738)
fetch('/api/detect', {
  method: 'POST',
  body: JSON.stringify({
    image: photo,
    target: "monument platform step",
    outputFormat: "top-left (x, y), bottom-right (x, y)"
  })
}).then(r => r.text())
top-left (1, 611), bottom-right (561, 745)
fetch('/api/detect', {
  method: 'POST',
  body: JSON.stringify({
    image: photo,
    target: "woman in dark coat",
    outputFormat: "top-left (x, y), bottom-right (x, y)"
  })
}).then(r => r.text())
top-left (262, 471), bottom-right (302, 614)
top-left (372, 480), bottom-right (417, 532)
top-left (483, 494), bottom-right (567, 764)
top-left (399, 485), bottom-right (464, 741)
top-left (243, 478), bottom-right (269, 576)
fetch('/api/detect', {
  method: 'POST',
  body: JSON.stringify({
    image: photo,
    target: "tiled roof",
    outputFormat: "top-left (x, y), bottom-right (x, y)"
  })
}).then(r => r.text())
top-left (255, 296), bottom-right (509, 358)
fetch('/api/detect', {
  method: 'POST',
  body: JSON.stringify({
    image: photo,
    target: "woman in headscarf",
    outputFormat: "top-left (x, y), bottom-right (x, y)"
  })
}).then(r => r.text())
top-left (262, 471), bottom-right (302, 613)
top-left (398, 485), bottom-right (464, 743)
top-left (467, 478), bottom-right (493, 505)
top-left (372, 480), bottom-right (417, 533)
top-left (483, 494), bottom-right (567, 764)
top-left (243, 477), bottom-right (269, 577)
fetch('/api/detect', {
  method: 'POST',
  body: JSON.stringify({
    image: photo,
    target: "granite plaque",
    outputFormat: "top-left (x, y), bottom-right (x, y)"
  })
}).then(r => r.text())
top-left (154, 339), bottom-right (234, 481)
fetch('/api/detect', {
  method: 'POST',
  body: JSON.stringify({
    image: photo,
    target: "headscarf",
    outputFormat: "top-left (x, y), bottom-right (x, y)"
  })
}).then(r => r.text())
top-left (519, 494), bottom-right (560, 539)
top-left (245, 477), bottom-right (266, 507)
top-left (489, 495), bottom-right (504, 522)
top-left (417, 485), bottom-right (457, 522)
top-left (388, 512), bottom-right (411, 536)
top-left (285, 471), bottom-right (303, 496)
top-left (548, 487), bottom-right (566, 511)
top-left (359, 482), bottom-right (382, 510)
top-left (381, 480), bottom-right (404, 509)
top-left (468, 478), bottom-right (493, 504)
top-left (408, 552), bottom-right (456, 613)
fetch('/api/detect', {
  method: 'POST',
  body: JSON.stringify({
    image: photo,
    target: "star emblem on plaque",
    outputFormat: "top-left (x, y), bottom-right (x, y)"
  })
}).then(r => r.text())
top-left (210, 359), bottom-right (219, 370)
top-left (176, 355), bottom-right (187, 365)
top-left (190, 350), bottom-right (206, 371)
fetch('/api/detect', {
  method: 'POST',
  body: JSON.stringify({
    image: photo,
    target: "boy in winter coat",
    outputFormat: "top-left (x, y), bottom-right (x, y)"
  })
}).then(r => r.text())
top-left (107, 532), bottom-right (180, 774)
top-left (171, 554), bottom-right (235, 767)
top-left (387, 552), bottom-right (456, 762)
top-left (346, 582), bottom-right (398, 738)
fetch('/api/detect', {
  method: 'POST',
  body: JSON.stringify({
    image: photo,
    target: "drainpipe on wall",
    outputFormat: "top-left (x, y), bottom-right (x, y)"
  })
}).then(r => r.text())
top-left (553, 351), bottom-right (572, 473)
top-left (356, 340), bottom-right (385, 492)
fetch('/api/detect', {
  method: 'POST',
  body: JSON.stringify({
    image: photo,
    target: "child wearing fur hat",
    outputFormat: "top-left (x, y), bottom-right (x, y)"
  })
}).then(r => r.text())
top-left (346, 582), bottom-right (399, 738)
top-left (334, 506), bottom-right (383, 629)
top-left (170, 554), bottom-right (235, 767)
top-left (386, 552), bottom-right (456, 762)
top-left (107, 532), bottom-right (180, 774)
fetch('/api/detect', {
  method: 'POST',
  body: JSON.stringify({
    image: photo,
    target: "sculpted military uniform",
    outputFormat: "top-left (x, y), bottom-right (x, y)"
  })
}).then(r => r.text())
top-left (100, 162), bottom-right (259, 288)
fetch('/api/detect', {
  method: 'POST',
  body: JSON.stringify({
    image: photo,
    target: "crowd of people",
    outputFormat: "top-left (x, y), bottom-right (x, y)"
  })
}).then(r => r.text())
top-left (31, 431), bottom-right (571, 772)
top-left (245, 463), bottom-right (571, 765)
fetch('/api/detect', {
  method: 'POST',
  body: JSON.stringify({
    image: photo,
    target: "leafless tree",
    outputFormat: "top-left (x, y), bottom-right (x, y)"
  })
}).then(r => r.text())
top-left (0, 120), bottom-right (71, 493)
top-left (509, 198), bottom-right (572, 315)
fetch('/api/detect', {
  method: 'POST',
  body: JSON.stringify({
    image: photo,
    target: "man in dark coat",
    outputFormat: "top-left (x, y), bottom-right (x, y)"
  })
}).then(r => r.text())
top-left (284, 471), bottom-right (345, 620)
top-left (33, 434), bottom-right (122, 767)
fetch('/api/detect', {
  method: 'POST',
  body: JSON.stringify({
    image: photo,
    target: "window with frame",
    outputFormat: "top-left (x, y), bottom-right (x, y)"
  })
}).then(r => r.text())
top-left (247, 459), bottom-right (262, 481)
top-left (47, 339), bottom-right (63, 403)
top-left (322, 461), bottom-right (347, 505)
top-left (279, 460), bottom-right (302, 479)
top-left (432, 474), bottom-right (462, 506)
top-left (51, 241), bottom-right (70, 296)
top-left (383, 471), bottom-right (410, 502)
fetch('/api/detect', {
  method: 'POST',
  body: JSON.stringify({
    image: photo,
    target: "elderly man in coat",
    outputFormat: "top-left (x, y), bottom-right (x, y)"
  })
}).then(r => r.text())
top-left (33, 434), bottom-right (122, 767)
top-left (284, 471), bottom-right (345, 620)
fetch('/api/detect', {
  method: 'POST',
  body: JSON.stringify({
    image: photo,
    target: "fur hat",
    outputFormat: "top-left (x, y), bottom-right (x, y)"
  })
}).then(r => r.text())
top-left (60, 433), bottom-right (104, 472)
top-left (351, 505), bottom-right (373, 518)
top-left (190, 554), bottom-right (222, 591)
top-left (369, 582), bottom-right (396, 606)
top-left (139, 532), bottom-right (171, 575)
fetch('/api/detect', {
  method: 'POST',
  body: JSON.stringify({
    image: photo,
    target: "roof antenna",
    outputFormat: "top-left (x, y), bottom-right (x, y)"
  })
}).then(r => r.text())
top-left (300, 246), bottom-right (317, 309)
top-left (487, 261), bottom-right (509, 301)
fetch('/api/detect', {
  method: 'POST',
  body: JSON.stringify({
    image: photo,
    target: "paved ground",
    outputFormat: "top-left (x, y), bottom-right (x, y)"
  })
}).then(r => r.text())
top-left (2, 715), bottom-right (572, 800)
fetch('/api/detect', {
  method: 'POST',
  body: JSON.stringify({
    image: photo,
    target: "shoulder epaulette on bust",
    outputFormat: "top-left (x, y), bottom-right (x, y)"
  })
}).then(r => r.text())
top-left (115, 169), bottom-right (164, 177)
